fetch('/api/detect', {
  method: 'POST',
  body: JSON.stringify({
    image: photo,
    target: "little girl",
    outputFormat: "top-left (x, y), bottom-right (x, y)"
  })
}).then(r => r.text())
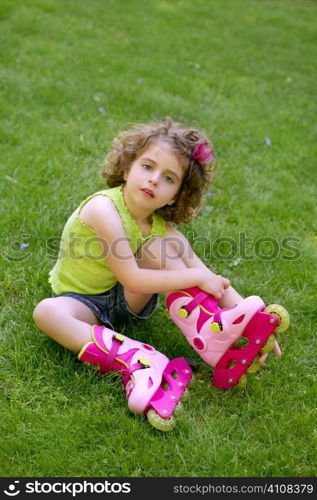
top-left (33, 117), bottom-right (281, 428)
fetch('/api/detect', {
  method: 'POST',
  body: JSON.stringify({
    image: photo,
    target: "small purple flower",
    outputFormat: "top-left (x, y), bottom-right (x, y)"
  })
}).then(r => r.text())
top-left (192, 142), bottom-right (213, 164)
top-left (98, 107), bottom-right (105, 113)
top-left (265, 138), bottom-right (271, 146)
top-left (20, 243), bottom-right (29, 250)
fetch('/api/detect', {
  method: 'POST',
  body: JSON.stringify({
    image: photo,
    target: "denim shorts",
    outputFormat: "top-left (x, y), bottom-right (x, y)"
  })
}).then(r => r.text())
top-left (54, 282), bottom-right (159, 331)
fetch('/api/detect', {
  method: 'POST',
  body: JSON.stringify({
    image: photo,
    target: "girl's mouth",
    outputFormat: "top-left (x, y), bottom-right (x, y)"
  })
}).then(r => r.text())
top-left (141, 188), bottom-right (154, 198)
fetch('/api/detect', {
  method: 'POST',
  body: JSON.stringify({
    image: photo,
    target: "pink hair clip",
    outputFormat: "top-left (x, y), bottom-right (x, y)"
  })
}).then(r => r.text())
top-left (192, 142), bottom-right (213, 165)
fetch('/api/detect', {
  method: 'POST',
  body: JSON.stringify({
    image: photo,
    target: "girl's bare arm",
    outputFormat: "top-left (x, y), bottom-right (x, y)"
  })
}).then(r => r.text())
top-left (80, 196), bottom-right (215, 295)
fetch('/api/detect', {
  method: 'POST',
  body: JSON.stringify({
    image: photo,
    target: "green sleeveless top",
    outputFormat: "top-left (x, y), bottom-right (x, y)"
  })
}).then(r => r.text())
top-left (49, 185), bottom-right (167, 295)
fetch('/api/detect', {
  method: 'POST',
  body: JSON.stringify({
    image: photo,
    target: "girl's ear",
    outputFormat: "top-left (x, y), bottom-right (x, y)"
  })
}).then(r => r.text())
top-left (123, 169), bottom-right (129, 181)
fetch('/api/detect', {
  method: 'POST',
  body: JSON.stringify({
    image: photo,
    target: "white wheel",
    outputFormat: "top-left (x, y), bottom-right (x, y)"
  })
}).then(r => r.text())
top-left (146, 409), bottom-right (176, 432)
top-left (174, 401), bottom-right (184, 414)
top-left (260, 334), bottom-right (276, 354)
top-left (265, 304), bottom-right (290, 333)
top-left (181, 388), bottom-right (190, 400)
top-left (247, 355), bottom-right (261, 373)
top-left (237, 374), bottom-right (248, 389)
top-left (187, 373), bottom-right (196, 388)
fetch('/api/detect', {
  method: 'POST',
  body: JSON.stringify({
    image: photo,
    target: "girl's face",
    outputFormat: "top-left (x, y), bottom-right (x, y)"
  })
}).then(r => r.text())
top-left (123, 142), bottom-right (185, 211)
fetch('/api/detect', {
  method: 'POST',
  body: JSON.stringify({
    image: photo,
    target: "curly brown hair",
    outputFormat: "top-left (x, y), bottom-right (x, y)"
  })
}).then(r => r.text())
top-left (102, 117), bottom-right (217, 225)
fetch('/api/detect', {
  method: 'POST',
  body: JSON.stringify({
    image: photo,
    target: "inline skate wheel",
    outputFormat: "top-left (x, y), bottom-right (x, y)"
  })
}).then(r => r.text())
top-left (237, 374), bottom-right (248, 389)
top-left (174, 401), bottom-right (184, 414)
top-left (181, 387), bottom-right (190, 399)
top-left (260, 334), bottom-right (276, 354)
top-left (265, 304), bottom-right (290, 333)
top-left (146, 409), bottom-right (176, 432)
top-left (187, 373), bottom-right (196, 388)
top-left (247, 355), bottom-right (261, 373)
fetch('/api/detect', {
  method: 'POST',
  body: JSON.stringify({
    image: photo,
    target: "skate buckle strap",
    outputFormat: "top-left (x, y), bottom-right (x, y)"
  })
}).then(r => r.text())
top-left (179, 291), bottom-right (210, 317)
top-left (210, 307), bottom-right (234, 331)
top-left (213, 310), bottom-right (222, 323)
top-left (101, 333), bottom-right (124, 374)
top-left (122, 358), bottom-right (150, 387)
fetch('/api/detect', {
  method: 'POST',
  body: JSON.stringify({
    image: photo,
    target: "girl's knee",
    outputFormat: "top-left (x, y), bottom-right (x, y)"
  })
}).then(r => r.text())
top-left (33, 298), bottom-right (56, 326)
top-left (33, 297), bottom-right (98, 329)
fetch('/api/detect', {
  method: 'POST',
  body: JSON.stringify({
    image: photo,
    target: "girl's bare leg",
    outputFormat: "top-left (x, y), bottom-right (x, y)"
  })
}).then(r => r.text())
top-left (33, 297), bottom-right (101, 352)
top-left (134, 237), bottom-right (242, 307)
top-left (123, 236), bottom-right (193, 315)
top-left (217, 285), bottom-right (243, 307)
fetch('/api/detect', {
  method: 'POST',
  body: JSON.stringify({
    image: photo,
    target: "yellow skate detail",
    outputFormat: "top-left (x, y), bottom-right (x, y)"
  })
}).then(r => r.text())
top-left (139, 358), bottom-right (151, 367)
top-left (178, 308), bottom-right (188, 318)
top-left (211, 322), bottom-right (221, 332)
top-left (114, 333), bottom-right (124, 342)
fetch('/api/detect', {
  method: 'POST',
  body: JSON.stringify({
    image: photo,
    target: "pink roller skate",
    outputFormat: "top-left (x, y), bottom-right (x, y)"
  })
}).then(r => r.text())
top-left (78, 325), bottom-right (192, 431)
top-left (166, 287), bottom-right (290, 390)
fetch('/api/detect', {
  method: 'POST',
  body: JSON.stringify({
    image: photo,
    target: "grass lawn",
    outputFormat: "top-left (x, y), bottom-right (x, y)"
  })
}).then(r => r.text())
top-left (0, 0), bottom-right (316, 477)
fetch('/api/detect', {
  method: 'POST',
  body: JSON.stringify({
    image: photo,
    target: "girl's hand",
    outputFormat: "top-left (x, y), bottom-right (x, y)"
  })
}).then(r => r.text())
top-left (221, 276), bottom-right (231, 289)
top-left (198, 270), bottom-right (230, 300)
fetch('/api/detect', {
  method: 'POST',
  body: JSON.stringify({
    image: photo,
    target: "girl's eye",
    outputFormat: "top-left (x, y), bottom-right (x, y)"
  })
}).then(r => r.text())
top-left (143, 164), bottom-right (152, 170)
top-left (165, 175), bottom-right (174, 183)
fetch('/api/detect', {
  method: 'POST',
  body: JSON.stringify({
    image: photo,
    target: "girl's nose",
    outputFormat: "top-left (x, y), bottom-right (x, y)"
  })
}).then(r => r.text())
top-left (149, 176), bottom-right (158, 186)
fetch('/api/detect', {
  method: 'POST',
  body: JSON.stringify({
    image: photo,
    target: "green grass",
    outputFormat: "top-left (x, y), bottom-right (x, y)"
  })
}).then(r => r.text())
top-left (1, 0), bottom-right (316, 477)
